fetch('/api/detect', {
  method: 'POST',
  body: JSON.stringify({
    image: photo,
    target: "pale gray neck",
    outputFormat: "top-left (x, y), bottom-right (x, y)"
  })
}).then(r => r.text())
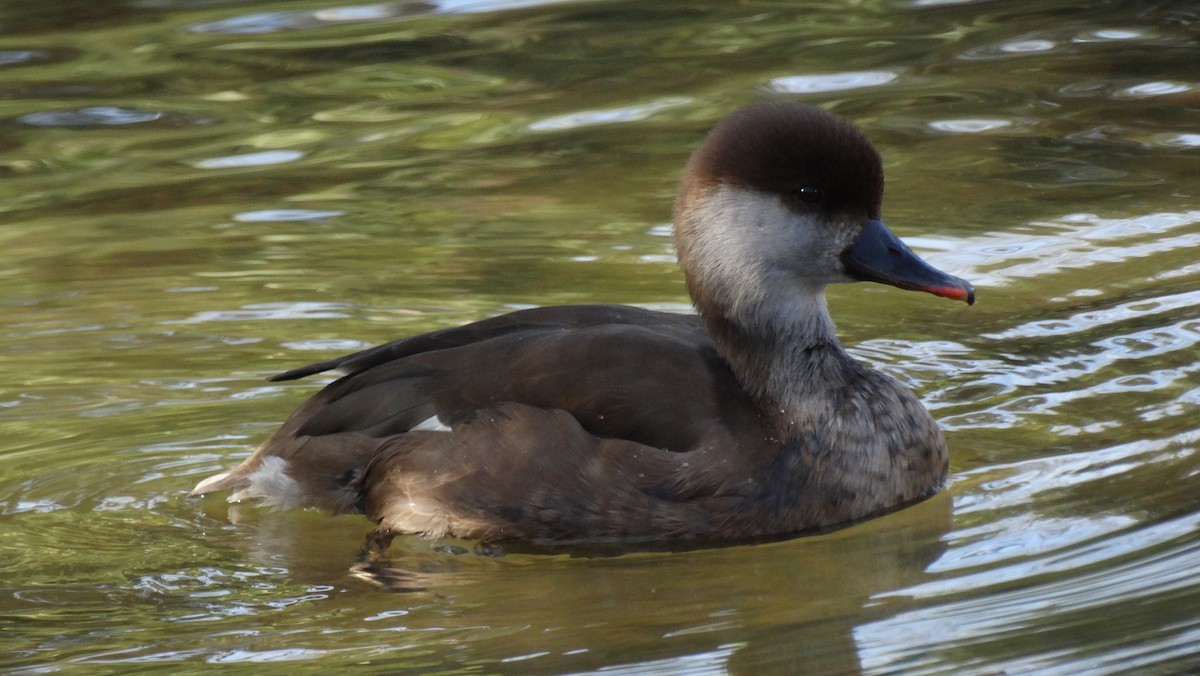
top-left (675, 184), bottom-right (857, 421)
top-left (702, 284), bottom-right (852, 422)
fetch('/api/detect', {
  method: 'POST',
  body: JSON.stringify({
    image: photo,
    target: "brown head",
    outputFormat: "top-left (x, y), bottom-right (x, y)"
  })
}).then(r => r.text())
top-left (683, 101), bottom-right (885, 221)
top-left (673, 101), bottom-right (973, 343)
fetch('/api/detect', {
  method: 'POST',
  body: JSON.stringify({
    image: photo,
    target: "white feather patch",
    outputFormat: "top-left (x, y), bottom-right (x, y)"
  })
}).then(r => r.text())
top-left (228, 456), bottom-right (305, 510)
top-left (411, 415), bottom-right (451, 432)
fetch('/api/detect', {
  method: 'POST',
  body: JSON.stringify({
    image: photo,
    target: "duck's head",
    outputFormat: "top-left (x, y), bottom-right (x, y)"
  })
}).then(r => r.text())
top-left (673, 102), bottom-right (974, 334)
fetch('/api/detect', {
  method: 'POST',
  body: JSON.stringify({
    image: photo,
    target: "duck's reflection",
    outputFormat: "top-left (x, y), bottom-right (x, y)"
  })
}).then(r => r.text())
top-left (204, 489), bottom-right (951, 673)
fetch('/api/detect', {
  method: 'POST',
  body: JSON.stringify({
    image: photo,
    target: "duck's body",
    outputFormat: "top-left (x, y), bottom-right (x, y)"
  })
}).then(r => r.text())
top-left (192, 102), bottom-right (973, 546)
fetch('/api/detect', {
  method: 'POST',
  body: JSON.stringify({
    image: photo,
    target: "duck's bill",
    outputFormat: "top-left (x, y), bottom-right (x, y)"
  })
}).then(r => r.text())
top-left (842, 219), bottom-right (975, 305)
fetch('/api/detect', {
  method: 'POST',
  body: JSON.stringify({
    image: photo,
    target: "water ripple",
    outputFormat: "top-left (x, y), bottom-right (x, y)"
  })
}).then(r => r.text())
top-left (765, 71), bottom-right (898, 94)
top-left (939, 319), bottom-right (1200, 431)
top-left (17, 107), bottom-right (167, 127)
top-left (960, 36), bottom-right (1060, 60)
top-left (168, 302), bottom-right (353, 324)
top-left (0, 50), bottom-right (50, 66)
top-left (233, 210), bottom-right (344, 223)
top-left (950, 431), bottom-right (1199, 519)
top-left (1116, 81), bottom-right (1196, 99)
top-left (1071, 28), bottom-right (1145, 43)
top-left (985, 291), bottom-right (1200, 339)
top-left (858, 507), bottom-right (1200, 672)
top-left (930, 210), bottom-right (1200, 288)
top-left (927, 119), bottom-right (1011, 134)
top-left (195, 150), bottom-right (305, 169)
top-left (528, 98), bottom-right (692, 132)
top-left (187, 0), bottom-right (583, 34)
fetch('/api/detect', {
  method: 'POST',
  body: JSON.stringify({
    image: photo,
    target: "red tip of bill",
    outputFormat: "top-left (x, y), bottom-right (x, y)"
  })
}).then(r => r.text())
top-left (929, 283), bottom-right (975, 305)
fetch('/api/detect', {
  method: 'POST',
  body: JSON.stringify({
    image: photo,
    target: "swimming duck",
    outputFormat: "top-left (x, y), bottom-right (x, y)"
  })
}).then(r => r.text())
top-left (192, 101), bottom-right (974, 546)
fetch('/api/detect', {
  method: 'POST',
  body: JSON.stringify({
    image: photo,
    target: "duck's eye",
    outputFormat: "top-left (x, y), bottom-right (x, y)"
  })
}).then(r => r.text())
top-left (795, 186), bottom-right (825, 204)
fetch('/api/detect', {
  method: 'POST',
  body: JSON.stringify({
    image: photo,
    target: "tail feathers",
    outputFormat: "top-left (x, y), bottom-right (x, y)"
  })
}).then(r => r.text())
top-left (190, 449), bottom-right (369, 514)
top-left (190, 469), bottom-right (242, 496)
top-left (190, 455), bottom-right (309, 510)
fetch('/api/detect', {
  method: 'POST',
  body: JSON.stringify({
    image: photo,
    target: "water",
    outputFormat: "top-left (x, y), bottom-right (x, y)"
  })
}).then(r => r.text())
top-left (2, 0), bottom-right (1198, 672)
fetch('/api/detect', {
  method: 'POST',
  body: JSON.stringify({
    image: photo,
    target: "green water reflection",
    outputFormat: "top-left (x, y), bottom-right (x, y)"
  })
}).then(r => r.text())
top-left (2, 0), bottom-right (1198, 673)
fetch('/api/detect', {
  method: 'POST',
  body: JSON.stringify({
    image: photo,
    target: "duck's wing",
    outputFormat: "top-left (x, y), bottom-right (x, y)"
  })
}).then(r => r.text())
top-left (190, 305), bottom-right (771, 536)
top-left (268, 304), bottom-right (691, 382)
top-left (360, 401), bottom-right (751, 543)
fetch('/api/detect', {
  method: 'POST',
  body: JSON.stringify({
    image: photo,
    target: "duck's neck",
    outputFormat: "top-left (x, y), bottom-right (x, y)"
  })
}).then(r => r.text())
top-left (672, 183), bottom-right (861, 429)
top-left (700, 283), bottom-right (856, 428)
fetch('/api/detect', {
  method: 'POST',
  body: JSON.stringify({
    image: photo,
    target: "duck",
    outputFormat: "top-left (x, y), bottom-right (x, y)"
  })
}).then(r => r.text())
top-left (191, 101), bottom-right (974, 547)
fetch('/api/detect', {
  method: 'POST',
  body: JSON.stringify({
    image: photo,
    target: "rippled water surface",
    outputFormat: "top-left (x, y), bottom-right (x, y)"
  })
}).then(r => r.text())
top-left (3, 0), bottom-right (1199, 673)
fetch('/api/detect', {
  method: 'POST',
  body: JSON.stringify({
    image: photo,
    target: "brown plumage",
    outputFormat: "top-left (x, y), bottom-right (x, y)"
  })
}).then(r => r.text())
top-left (191, 102), bottom-right (973, 547)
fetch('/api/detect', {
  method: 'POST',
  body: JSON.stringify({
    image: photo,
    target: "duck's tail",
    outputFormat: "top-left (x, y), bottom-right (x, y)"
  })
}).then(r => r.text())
top-left (190, 433), bottom-right (385, 514)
